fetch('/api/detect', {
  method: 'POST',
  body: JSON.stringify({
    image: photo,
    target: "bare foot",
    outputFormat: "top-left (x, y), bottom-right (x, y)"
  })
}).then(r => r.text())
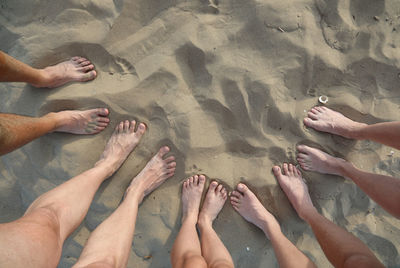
top-left (297, 145), bottom-right (348, 176)
top-left (181, 175), bottom-right (206, 223)
top-left (198, 181), bottom-right (227, 226)
top-left (273, 163), bottom-right (316, 220)
top-left (35, 57), bottom-right (97, 88)
top-left (50, 108), bottom-right (110, 134)
top-left (126, 146), bottom-right (176, 202)
top-left (304, 106), bottom-right (366, 139)
top-left (230, 183), bottom-right (280, 236)
top-left (96, 120), bottom-right (146, 174)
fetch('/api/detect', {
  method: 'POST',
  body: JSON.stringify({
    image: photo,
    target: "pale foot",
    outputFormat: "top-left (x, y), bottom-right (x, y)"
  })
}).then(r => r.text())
top-left (273, 163), bottom-right (316, 220)
top-left (96, 120), bottom-right (146, 174)
top-left (181, 175), bottom-right (206, 223)
top-left (297, 145), bottom-right (347, 176)
top-left (230, 183), bottom-right (280, 236)
top-left (198, 181), bottom-right (227, 226)
top-left (304, 106), bottom-right (366, 139)
top-left (50, 108), bottom-right (110, 134)
top-left (126, 146), bottom-right (176, 203)
top-left (35, 57), bottom-right (97, 88)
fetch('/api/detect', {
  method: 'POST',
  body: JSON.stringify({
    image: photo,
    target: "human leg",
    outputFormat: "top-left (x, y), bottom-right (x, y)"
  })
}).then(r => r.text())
top-left (0, 108), bottom-right (109, 155)
top-left (273, 163), bottom-right (384, 268)
top-left (297, 145), bottom-right (400, 218)
top-left (73, 146), bottom-right (176, 268)
top-left (197, 182), bottom-right (234, 268)
top-left (230, 183), bottom-right (316, 268)
top-left (0, 51), bottom-right (96, 88)
top-left (304, 106), bottom-right (400, 150)
top-left (171, 175), bottom-right (207, 268)
top-left (0, 120), bottom-right (146, 268)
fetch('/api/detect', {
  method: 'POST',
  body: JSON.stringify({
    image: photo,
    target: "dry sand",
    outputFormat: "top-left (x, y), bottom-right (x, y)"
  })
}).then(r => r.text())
top-left (1, 0), bottom-right (400, 267)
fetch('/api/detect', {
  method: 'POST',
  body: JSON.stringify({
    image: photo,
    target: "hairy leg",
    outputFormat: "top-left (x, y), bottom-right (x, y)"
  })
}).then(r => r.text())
top-left (297, 145), bottom-right (400, 218)
top-left (74, 146), bottom-right (176, 268)
top-left (273, 163), bottom-right (384, 268)
top-left (0, 51), bottom-right (96, 88)
top-left (197, 182), bottom-right (233, 268)
top-left (0, 120), bottom-right (146, 268)
top-left (171, 175), bottom-right (207, 268)
top-left (0, 108), bottom-right (109, 156)
top-left (304, 106), bottom-right (400, 150)
top-left (230, 183), bottom-right (315, 268)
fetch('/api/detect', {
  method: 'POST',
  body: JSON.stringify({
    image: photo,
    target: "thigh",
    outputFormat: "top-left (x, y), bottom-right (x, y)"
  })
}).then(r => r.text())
top-left (181, 255), bottom-right (208, 268)
top-left (0, 207), bottom-right (63, 268)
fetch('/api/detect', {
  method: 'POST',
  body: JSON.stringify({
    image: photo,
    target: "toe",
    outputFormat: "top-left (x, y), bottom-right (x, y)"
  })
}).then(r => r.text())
top-left (118, 122), bottom-right (124, 132)
top-left (230, 196), bottom-right (240, 203)
top-left (123, 120), bottom-right (130, 131)
top-left (307, 111), bottom-right (318, 120)
top-left (129, 120), bottom-right (137, 132)
top-left (237, 183), bottom-right (249, 195)
top-left (79, 60), bottom-right (91, 67)
top-left (76, 57), bottom-right (87, 64)
top-left (78, 70), bottom-right (96, 82)
top-left (158, 146), bottom-right (170, 158)
top-left (199, 175), bottom-right (206, 185)
top-left (97, 117), bottom-right (110, 123)
top-left (97, 122), bottom-right (108, 127)
top-left (136, 123), bottom-right (146, 135)
top-left (96, 108), bottom-right (109, 117)
top-left (189, 176), bottom-right (194, 186)
top-left (167, 162), bottom-right (176, 169)
top-left (183, 180), bottom-right (188, 189)
top-left (209, 181), bottom-right (218, 191)
top-left (283, 163), bottom-right (289, 175)
top-left (231, 191), bottom-right (242, 198)
top-left (194, 175), bottom-right (199, 185)
top-left (288, 163), bottom-right (294, 175)
top-left (303, 118), bottom-right (317, 128)
top-left (164, 156), bottom-right (175, 163)
top-left (272, 166), bottom-right (283, 179)
top-left (78, 64), bottom-right (95, 73)
top-left (216, 184), bottom-right (223, 193)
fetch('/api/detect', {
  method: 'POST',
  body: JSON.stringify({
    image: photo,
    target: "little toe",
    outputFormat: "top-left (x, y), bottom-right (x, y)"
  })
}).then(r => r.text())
top-left (117, 122), bottom-right (124, 132)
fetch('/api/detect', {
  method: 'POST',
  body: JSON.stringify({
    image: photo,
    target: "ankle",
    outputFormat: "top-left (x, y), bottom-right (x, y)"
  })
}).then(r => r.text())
top-left (124, 185), bottom-right (145, 203)
top-left (197, 214), bottom-right (213, 228)
top-left (348, 122), bottom-right (368, 140)
top-left (299, 206), bottom-right (318, 223)
top-left (32, 69), bottom-right (52, 88)
top-left (42, 112), bottom-right (62, 131)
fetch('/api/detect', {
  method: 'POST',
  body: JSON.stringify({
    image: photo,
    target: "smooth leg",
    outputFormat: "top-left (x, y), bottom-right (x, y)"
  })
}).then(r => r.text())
top-left (0, 120), bottom-right (146, 268)
top-left (171, 175), bottom-right (207, 268)
top-left (0, 51), bottom-right (96, 88)
top-left (304, 106), bottom-right (400, 150)
top-left (197, 182), bottom-right (233, 268)
top-left (273, 163), bottom-right (384, 268)
top-left (297, 145), bottom-right (400, 218)
top-left (74, 146), bottom-right (176, 268)
top-left (0, 108), bottom-right (109, 155)
top-left (230, 183), bottom-right (315, 268)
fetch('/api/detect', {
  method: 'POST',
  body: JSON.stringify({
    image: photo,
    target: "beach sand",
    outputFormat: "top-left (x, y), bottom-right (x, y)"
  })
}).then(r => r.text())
top-left (1, 0), bottom-right (400, 267)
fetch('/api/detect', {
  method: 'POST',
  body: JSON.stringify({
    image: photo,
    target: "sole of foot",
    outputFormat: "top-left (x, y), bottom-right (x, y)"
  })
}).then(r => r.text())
top-left (53, 108), bottom-right (110, 134)
top-left (181, 175), bottom-right (206, 222)
top-left (198, 181), bottom-right (227, 226)
top-left (304, 106), bottom-right (366, 139)
top-left (297, 145), bottom-right (347, 176)
top-left (36, 56), bottom-right (97, 88)
top-left (126, 146), bottom-right (176, 203)
top-left (230, 183), bottom-right (279, 235)
top-left (273, 163), bottom-right (316, 221)
top-left (96, 120), bottom-right (146, 174)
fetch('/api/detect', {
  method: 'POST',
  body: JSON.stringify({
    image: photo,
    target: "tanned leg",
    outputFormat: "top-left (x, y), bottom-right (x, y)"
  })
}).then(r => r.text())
top-left (197, 182), bottom-right (234, 268)
top-left (0, 120), bottom-right (146, 268)
top-left (73, 146), bottom-right (176, 268)
top-left (230, 183), bottom-right (316, 268)
top-left (304, 106), bottom-right (400, 150)
top-left (0, 51), bottom-right (96, 88)
top-left (273, 163), bottom-right (384, 268)
top-left (171, 175), bottom-right (207, 268)
top-left (297, 145), bottom-right (400, 218)
top-left (0, 108), bottom-right (109, 155)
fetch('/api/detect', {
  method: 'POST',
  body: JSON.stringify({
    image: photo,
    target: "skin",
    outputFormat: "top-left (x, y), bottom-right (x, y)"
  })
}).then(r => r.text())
top-left (301, 106), bottom-right (400, 218)
top-left (0, 120), bottom-right (175, 268)
top-left (0, 51), bottom-right (96, 88)
top-left (171, 177), bottom-right (234, 268)
top-left (0, 108), bottom-right (110, 156)
top-left (230, 183), bottom-right (316, 268)
top-left (273, 163), bottom-right (384, 268)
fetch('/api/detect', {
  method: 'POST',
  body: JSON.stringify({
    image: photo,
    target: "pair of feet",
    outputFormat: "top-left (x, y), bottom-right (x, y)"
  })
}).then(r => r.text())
top-left (181, 164), bottom-right (316, 235)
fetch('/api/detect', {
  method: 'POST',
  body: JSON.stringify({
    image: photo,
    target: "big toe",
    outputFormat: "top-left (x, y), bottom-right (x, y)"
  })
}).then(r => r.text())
top-left (209, 181), bottom-right (218, 191)
top-left (237, 183), bottom-right (249, 195)
top-left (158, 146), bottom-right (170, 158)
top-left (136, 123), bottom-right (146, 136)
top-left (78, 70), bottom-right (96, 82)
top-left (272, 166), bottom-right (283, 180)
top-left (199, 175), bottom-right (206, 185)
top-left (97, 108), bottom-right (109, 117)
top-left (304, 117), bottom-right (317, 128)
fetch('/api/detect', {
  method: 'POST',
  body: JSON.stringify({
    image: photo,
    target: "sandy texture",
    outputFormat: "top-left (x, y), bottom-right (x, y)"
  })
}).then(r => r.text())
top-left (1, 0), bottom-right (400, 267)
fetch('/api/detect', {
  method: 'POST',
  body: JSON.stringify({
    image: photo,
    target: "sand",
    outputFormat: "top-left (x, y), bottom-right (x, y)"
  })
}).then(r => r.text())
top-left (1, 0), bottom-right (400, 267)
